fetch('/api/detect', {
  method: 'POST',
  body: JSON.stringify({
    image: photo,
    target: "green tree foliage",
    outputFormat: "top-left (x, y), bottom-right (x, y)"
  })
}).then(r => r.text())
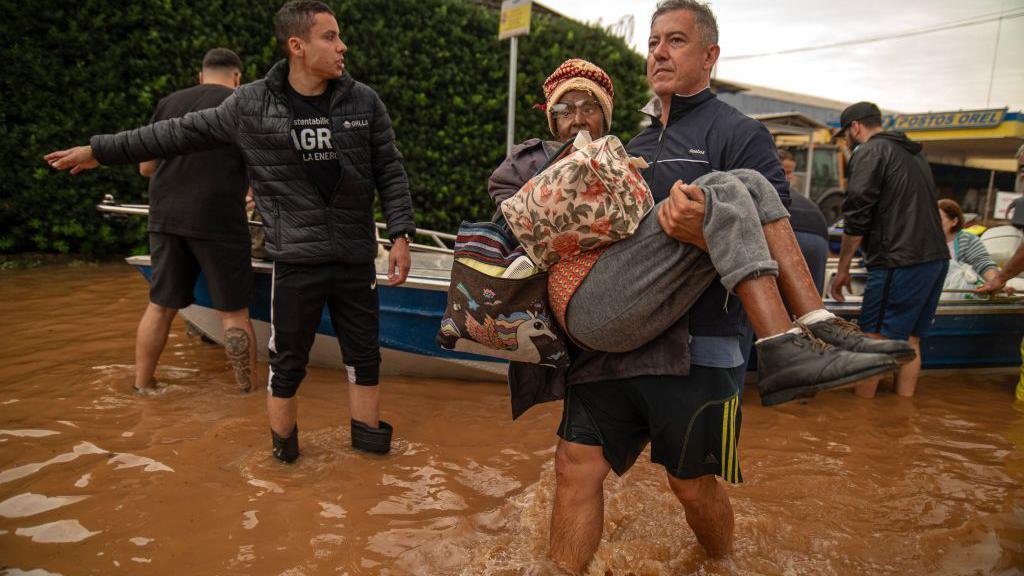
top-left (0, 0), bottom-right (647, 256)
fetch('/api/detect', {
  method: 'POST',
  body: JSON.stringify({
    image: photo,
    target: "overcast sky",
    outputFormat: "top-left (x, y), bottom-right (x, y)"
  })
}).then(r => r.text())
top-left (540, 0), bottom-right (1024, 113)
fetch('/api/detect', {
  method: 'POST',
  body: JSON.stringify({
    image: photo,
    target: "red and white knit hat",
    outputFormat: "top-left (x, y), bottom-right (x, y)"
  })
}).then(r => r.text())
top-left (539, 58), bottom-right (614, 137)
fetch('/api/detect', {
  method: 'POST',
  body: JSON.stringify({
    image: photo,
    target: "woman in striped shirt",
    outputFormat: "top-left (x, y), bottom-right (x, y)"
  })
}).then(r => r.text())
top-left (938, 199), bottom-right (1002, 286)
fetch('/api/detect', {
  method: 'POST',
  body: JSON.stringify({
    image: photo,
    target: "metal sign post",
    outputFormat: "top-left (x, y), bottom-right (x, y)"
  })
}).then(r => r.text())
top-left (506, 36), bottom-right (519, 157)
top-left (499, 0), bottom-right (532, 157)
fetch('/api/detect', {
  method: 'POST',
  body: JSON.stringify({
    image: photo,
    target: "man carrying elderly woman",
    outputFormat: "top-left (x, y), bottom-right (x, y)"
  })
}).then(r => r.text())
top-left (491, 57), bottom-right (905, 407)
top-left (487, 4), bottom-right (912, 568)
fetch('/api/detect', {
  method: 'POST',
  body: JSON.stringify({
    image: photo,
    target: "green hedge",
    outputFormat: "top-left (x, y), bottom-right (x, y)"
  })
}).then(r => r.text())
top-left (0, 0), bottom-right (647, 256)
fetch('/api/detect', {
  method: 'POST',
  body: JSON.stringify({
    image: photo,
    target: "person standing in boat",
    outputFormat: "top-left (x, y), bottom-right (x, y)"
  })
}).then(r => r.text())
top-left (44, 0), bottom-right (415, 461)
top-left (831, 101), bottom-right (949, 398)
top-left (128, 48), bottom-right (258, 395)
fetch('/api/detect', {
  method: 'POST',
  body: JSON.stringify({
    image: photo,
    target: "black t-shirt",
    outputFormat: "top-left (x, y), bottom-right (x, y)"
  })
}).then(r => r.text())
top-left (787, 192), bottom-right (829, 240)
top-left (147, 84), bottom-right (248, 242)
top-left (286, 82), bottom-right (341, 202)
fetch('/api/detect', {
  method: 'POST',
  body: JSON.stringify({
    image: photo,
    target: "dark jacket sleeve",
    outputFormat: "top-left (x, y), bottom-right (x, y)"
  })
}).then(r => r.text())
top-left (724, 120), bottom-right (791, 206)
top-left (488, 139), bottom-right (546, 206)
top-left (90, 94), bottom-right (240, 165)
top-left (841, 144), bottom-right (886, 237)
top-left (369, 93), bottom-right (415, 239)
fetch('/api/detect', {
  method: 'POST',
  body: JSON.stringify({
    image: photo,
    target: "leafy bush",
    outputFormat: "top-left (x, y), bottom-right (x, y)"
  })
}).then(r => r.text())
top-left (0, 0), bottom-right (646, 256)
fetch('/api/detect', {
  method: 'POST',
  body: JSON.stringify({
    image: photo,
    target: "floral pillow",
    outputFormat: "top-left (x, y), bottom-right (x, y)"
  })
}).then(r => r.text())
top-left (500, 134), bottom-right (654, 269)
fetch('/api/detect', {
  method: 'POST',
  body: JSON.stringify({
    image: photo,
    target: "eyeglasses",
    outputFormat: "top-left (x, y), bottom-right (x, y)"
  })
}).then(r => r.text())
top-left (550, 100), bottom-right (601, 120)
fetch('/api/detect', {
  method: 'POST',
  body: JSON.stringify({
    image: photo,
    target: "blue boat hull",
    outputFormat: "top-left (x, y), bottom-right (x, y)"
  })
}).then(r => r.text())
top-left (129, 256), bottom-right (509, 381)
top-left (129, 257), bottom-right (1023, 376)
top-left (830, 304), bottom-right (1024, 369)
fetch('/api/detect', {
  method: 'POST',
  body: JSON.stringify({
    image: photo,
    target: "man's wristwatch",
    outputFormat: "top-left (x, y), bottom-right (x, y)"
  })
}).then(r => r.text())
top-left (390, 232), bottom-right (412, 244)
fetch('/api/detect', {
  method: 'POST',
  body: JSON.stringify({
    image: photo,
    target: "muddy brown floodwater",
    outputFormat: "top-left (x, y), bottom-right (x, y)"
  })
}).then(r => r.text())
top-left (1, 264), bottom-right (1022, 575)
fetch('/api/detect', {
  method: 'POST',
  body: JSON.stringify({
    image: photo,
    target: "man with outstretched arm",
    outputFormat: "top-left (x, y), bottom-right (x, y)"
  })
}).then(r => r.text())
top-left (45, 0), bottom-right (415, 460)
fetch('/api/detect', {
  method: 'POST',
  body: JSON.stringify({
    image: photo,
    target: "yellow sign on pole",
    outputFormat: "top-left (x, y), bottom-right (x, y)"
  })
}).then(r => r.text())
top-left (499, 0), bottom-right (532, 40)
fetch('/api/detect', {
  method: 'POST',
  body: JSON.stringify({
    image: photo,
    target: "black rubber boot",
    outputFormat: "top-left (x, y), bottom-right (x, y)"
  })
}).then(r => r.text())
top-left (271, 426), bottom-right (299, 463)
top-left (806, 317), bottom-right (916, 363)
top-left (756, 329), bottom-right (899, 407)
top-left (351, 419), bottom-right (393, 455)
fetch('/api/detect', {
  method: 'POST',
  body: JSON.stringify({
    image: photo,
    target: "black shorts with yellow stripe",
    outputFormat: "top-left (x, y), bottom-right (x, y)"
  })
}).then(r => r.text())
top-left (557, 366), bottom-right (742, 483)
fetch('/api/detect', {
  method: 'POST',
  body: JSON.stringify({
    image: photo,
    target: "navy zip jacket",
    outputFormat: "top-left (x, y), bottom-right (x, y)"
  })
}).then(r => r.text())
top-left (626, 88), bottom-right (790, 343)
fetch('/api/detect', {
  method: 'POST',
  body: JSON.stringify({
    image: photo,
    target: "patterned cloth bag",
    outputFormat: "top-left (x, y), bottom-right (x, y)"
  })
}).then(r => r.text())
top-left (500, 132), bottom-right (654, 269)
top-left (436, 219), bottom-right (570, 368)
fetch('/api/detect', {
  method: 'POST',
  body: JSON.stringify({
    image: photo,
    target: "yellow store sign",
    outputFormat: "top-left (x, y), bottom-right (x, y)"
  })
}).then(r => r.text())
top-left (884, 108), bottom-right (1007, 131)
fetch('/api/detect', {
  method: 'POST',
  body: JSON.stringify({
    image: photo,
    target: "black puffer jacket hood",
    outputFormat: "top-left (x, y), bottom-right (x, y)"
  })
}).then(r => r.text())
top-left (92, 60), bottom-right (415, 264)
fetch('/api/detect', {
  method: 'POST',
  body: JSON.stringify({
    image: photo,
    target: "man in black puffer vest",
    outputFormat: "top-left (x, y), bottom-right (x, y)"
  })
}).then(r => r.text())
top-left (45, 1), bottom-right (416, 461)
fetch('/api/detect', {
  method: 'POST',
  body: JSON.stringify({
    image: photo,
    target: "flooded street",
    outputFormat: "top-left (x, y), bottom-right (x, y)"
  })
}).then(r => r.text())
top-left (1, 264), bottom-right (1022, 575)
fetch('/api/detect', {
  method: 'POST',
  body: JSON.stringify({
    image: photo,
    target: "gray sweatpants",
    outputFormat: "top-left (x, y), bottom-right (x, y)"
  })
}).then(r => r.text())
top-left (566, 169), bottom-right (790, 352)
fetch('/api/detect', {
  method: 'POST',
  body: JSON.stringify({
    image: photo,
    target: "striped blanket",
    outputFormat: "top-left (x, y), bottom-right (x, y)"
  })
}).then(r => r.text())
top-left (453, 221), bottom-right (527, 269)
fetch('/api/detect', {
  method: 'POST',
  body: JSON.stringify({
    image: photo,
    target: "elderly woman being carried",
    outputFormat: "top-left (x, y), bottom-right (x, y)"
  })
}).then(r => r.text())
top-left (491, 59), bottom-right (909, 405)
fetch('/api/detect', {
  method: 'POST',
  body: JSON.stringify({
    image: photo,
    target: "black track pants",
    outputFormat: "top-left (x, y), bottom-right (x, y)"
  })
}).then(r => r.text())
top-left (268, 261), bottom-right (381, 398)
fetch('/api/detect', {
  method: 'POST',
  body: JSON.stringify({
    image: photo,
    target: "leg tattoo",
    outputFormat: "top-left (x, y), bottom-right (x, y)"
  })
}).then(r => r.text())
top-left (224, 327), bottom-right (253, 393)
